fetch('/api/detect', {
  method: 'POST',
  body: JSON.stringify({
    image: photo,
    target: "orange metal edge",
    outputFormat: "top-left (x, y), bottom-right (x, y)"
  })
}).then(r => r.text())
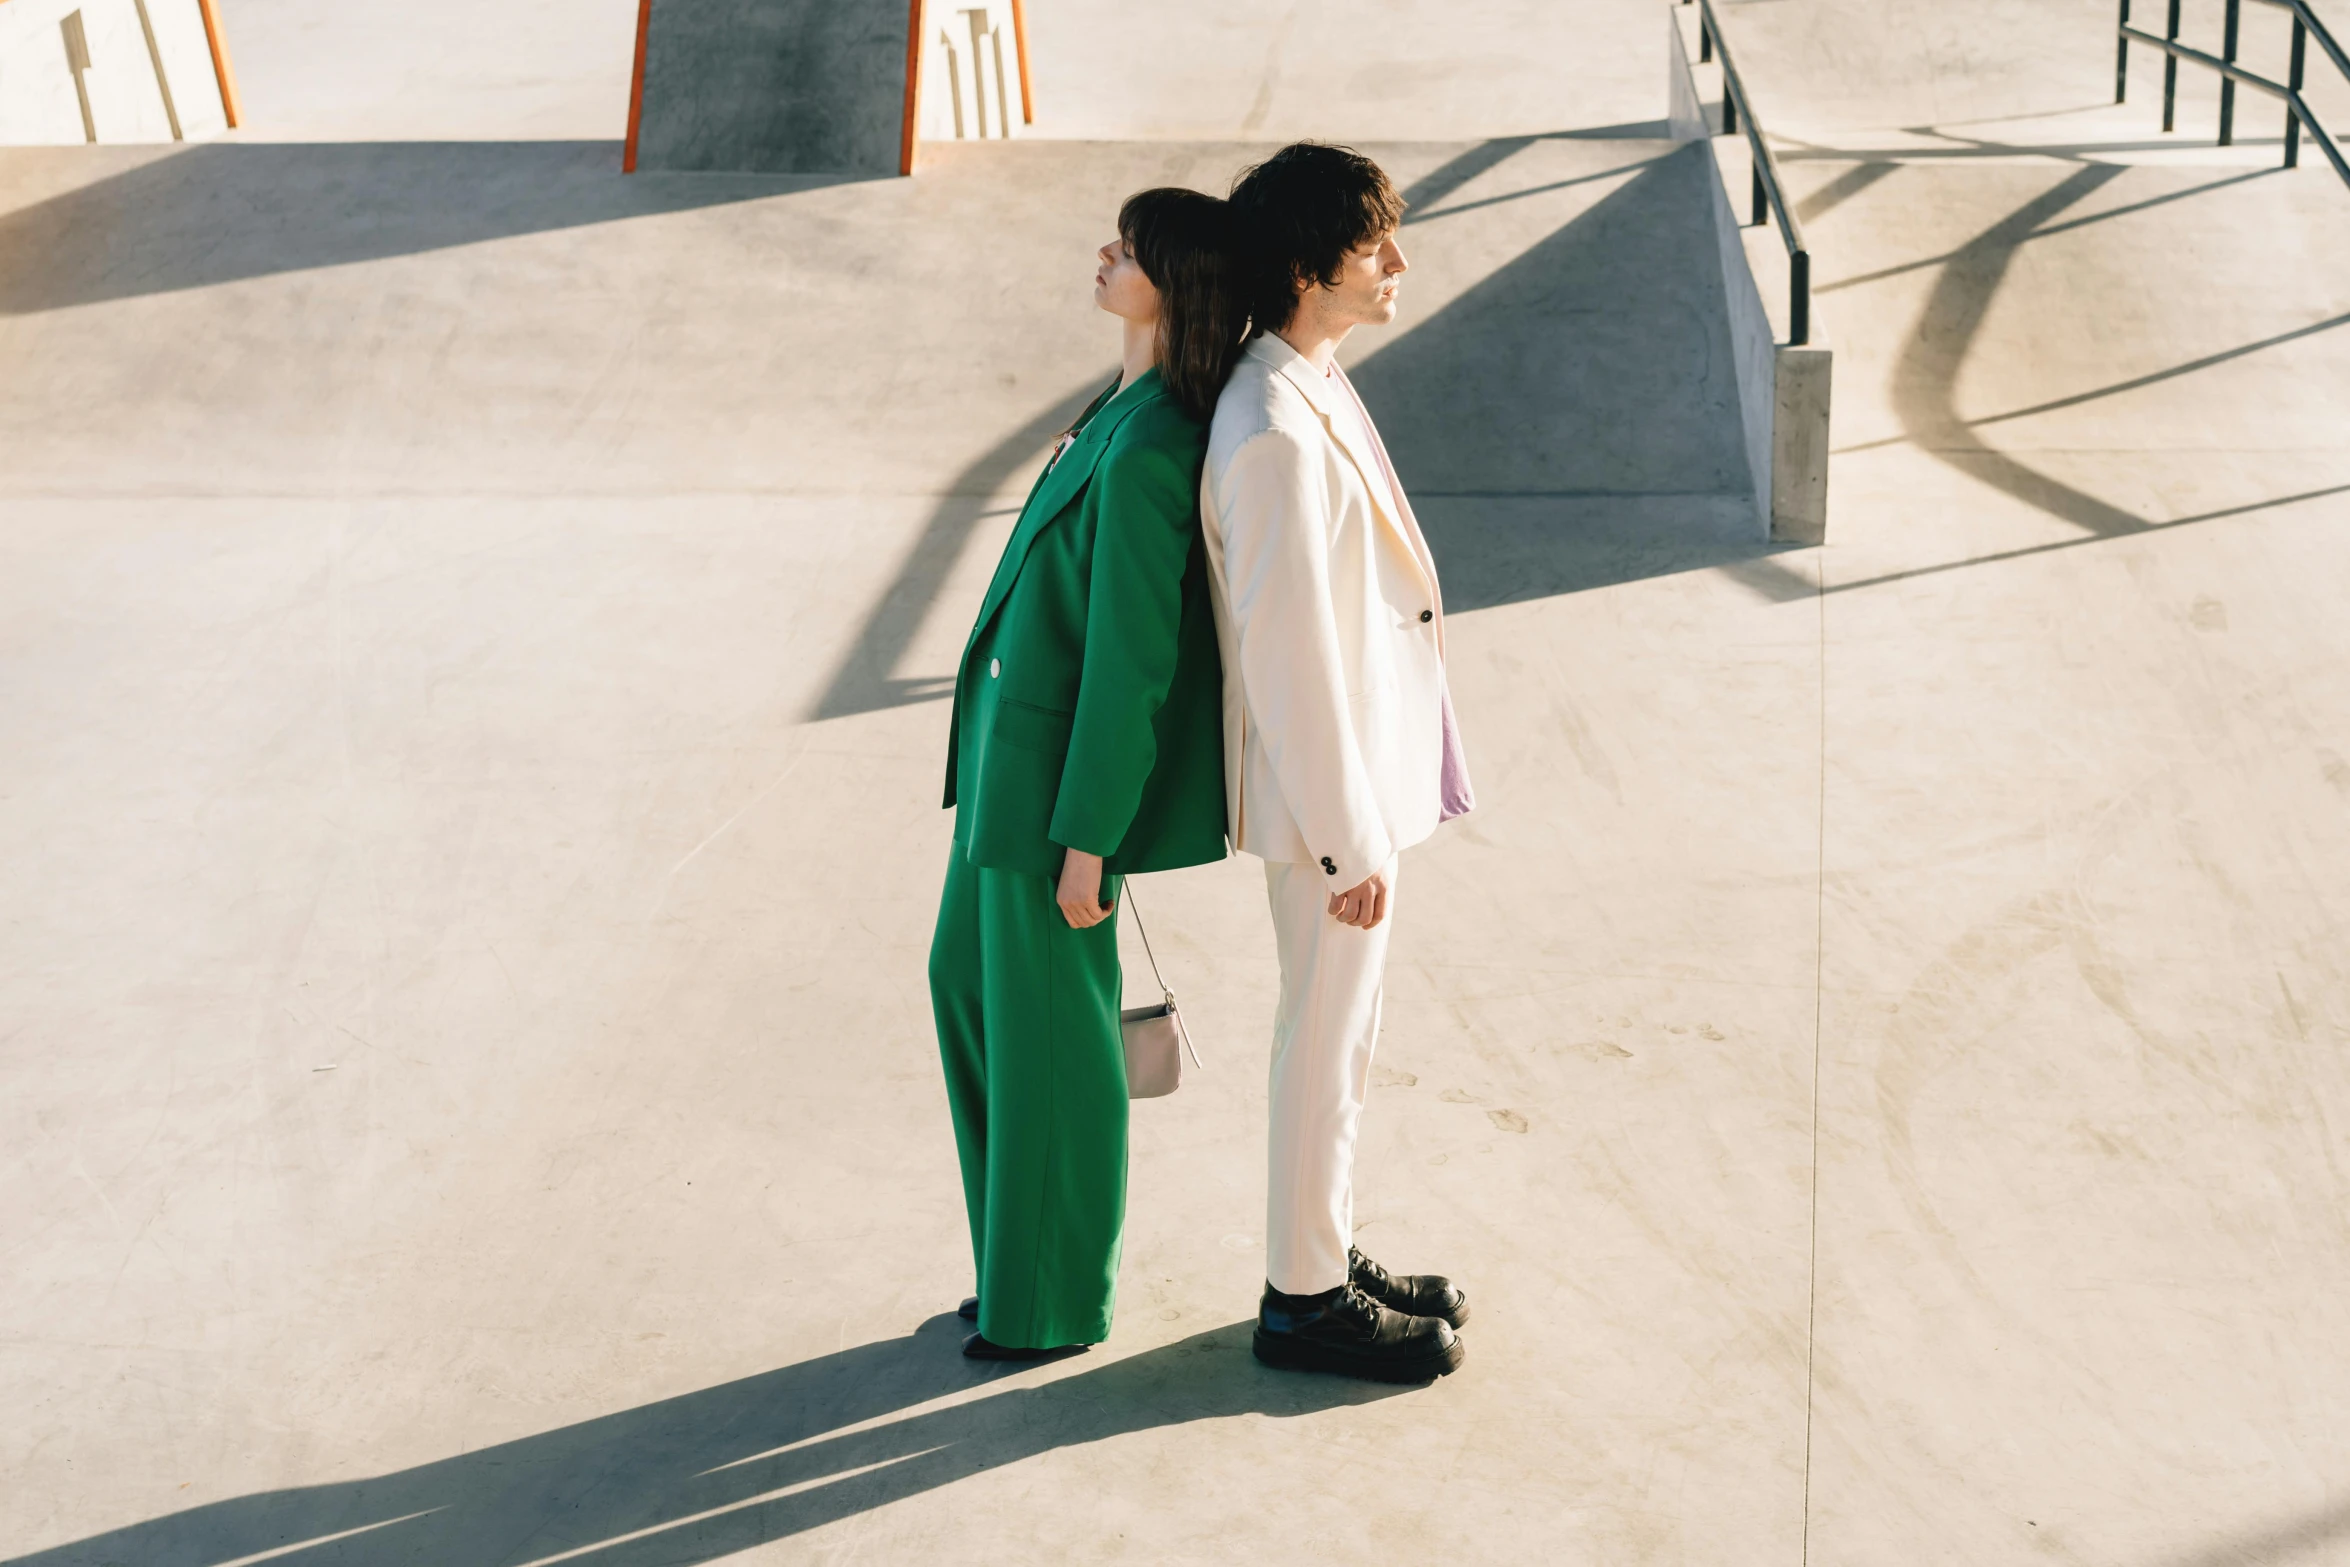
top-left (622, 0), bottom-right (652, 172)
top-left (899, 0), bottom-right (923, 175)
top-left (1011, 0), bottom-right (1033, 124)
top-left (194, 0), bottom-right (241, 128)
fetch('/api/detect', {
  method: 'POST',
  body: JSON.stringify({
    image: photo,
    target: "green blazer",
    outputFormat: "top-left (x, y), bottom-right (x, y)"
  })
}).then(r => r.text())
top-left (944, 369), bottom-right (1228, 880)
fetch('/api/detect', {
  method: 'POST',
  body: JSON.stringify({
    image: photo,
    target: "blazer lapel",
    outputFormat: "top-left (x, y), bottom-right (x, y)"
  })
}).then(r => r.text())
top-left (1264, 344), bottom-right (1433, 597)
top-left (963, 374), bottom-right (1134, 651)
top-left (1330, 362), bottom-right (1444, 627)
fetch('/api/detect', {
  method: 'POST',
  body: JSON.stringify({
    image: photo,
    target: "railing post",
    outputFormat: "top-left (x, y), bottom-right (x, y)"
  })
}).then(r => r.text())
top-left (1790, 249), bottom-right (1810, 348)
top-left (1752, 162), bottom-right (1768, 226)
top-left (2286, 16), bottom-right (2307, 166)
top-left (1700, 18), bottom-right (1712, 63)
top-left (2162, 0), bottom-right (2182, 131)
top-left (1722, 81), bottom-right (1737, 136)
top-left (2117, 0), bottom-right (2132, 100)
top-left (2219, 0), bottom-right (2241, 144)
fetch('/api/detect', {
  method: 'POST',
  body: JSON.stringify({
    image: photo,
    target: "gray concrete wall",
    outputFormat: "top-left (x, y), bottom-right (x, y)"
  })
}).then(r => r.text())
top-left (633, 0), bottom-right (910, 175)
top-left (1668, 6), bottom-right (1836, 543)
top-left (1669, 8), bottom-right (1773, 535)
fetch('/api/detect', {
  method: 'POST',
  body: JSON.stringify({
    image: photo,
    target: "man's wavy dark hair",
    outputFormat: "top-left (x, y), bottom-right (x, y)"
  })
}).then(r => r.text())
top-left (1227, 143), bottom-right (1406, 337)
top-left (1118, 187), bottom-right (1249, 422)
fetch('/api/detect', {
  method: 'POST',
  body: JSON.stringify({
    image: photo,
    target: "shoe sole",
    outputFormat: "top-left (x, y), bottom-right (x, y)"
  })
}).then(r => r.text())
top-left (962, 1334), bottom-right (1088, 1363)
top-left (1251, 1329), bottom-right (1466, 1383)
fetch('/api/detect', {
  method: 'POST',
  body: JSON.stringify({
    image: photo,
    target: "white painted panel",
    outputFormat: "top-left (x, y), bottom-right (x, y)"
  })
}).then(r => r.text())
top-left (918, 0), bottom-right (1026, 145)
top-left (0, 0), bottom-right (221, 144)
top-left (145, 0), bottom-right (228, 137)
top-left (78, 0), bottom-right (175, 141)
top-left (0, 4), bottom-right (89, 143)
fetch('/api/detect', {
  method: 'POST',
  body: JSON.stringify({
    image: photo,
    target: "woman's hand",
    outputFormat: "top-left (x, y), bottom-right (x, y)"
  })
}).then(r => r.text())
top-left (1056, 848), bottom-right (1115, 929)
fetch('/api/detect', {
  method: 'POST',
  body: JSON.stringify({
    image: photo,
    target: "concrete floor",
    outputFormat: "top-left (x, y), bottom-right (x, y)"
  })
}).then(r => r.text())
top-left (6, 0), bottom-right (2350, 1563)
top-left (1719, 2), bottom-right (2350, 1561)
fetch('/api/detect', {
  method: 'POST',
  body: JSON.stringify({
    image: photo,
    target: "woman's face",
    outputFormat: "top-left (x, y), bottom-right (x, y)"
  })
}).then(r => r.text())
top-left (1094, 235), bottom-right (1160, 326)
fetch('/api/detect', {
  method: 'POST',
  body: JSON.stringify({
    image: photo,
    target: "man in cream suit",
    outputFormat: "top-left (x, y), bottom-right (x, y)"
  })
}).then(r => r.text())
top-left (1205, 143), bottom-right (1476, 1383)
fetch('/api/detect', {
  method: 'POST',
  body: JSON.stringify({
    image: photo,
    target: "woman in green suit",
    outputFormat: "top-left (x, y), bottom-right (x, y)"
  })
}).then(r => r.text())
top-left (931, 189), bottom-right (1243, 1360)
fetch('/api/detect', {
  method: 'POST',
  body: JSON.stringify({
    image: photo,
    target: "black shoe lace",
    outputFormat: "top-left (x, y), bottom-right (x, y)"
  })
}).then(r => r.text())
top-left (1348, 1247), bottom-right (1394, 1297)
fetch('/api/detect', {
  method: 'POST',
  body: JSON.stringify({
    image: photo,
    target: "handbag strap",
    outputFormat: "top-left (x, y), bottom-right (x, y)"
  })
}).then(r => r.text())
top-left (1124, 882), bottom-right (1172, 998)
top-left (1122, 881), bottom-right (1202, 1068)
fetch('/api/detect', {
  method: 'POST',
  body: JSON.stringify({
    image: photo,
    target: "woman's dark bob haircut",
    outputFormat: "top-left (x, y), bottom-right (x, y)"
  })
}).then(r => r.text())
top-left (1118, 187), bottom-right (1249, 423)
top-left (1227, 143), bottom-right (1406, 337)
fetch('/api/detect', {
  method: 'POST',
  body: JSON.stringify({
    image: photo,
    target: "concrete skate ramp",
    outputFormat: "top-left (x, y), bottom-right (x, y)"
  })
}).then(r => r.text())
top-left (0, 119), bottom-right (1804, 1562)
top-left (632, 0), bottom-right (912, 174)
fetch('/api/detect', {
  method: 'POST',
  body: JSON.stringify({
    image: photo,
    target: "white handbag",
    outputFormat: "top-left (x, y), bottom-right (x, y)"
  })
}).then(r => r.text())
top-left (1119, 888), bottom-right (1202, 1099)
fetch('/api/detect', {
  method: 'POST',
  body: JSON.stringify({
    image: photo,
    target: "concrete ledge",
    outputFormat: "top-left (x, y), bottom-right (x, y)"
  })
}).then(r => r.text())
top-left (1667, 6), bottom-right (1832, 545)
top-left (1770, 344), bottom-right (1830, 544)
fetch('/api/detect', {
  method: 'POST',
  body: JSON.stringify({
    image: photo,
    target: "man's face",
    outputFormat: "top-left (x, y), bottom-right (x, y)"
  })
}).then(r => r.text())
top-left (1314, 228), bottom-right (1409, 327)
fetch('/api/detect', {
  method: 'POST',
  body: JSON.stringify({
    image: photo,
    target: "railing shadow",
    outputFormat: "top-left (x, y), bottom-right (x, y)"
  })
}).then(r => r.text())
top-left (1883, 162), bottom-right (2150, 536)
top-left (7, 1318), bottom-right (1405, 1567)
top-left (1852, 157), bottom-right (2349, 586)
top-left (803, 376), bottom-right (1107, 722)
top-left (2156, 1493), bottom-right (2350, 1567)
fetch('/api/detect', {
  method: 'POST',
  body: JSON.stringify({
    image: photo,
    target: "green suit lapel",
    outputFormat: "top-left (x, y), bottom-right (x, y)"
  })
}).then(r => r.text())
top-left (964, 372), bottom-right (1153, 652)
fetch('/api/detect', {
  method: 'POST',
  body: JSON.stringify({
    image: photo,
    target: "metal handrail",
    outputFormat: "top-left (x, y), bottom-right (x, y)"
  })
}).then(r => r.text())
top-left (2117, 0), bottom-right (2350, 189)
top-left (1682, 0), bottom-right (1811, 345)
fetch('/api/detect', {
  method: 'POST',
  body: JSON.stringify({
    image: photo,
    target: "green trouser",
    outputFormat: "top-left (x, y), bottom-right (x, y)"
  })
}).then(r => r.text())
top-left (929, 840), bottom-right (1128, 1348)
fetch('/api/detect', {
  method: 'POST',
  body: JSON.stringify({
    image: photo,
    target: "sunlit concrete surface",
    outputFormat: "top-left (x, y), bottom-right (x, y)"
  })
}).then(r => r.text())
top-left (1719, 0), bottom-right (2350, 1560)
top-left (1022, 0), bottom-right (1667, 140)
top-left (6, 0), bottom-right (2350, 1562)
top-left (208, 0), bottom-right (1670, 147)
top-left (218, 0), bottom-right (640, 141)
top-left (0, 20), bottom-right (1810, 1549)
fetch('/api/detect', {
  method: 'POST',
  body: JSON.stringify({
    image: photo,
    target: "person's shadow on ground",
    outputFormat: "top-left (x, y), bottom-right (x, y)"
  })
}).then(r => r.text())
top-left (11, 1316), bottom-right (1408, 1566)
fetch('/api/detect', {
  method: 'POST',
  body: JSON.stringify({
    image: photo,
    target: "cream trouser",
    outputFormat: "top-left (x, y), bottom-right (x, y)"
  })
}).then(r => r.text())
top-left (1263, 854), bottom-right (1400, 1295)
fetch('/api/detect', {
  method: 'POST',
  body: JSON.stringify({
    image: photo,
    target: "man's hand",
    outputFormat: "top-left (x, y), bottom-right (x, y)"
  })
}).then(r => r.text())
top-left (1057, 847), bottom-right (1115, 929)
top-left (1327, 869), bottom-right (1389, 930)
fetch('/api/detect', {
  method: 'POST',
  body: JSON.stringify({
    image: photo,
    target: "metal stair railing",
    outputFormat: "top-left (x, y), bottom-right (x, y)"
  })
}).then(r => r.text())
top-left (1681, 0), bottom-right (1811, 345)
top-left (2117, 0), bottom-right (2350, 189)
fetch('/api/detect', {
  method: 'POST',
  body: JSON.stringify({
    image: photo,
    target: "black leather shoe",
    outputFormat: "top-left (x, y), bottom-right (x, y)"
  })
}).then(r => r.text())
top-left (1253, 1282), bottom-right (1464, 1383)
top-left (962, 1332), bottom-right (1088, 1362)
top-left (958, 1296), bottom-right (979, 1321)
top-left (1349, 1247), bottom-right (1470, 1329)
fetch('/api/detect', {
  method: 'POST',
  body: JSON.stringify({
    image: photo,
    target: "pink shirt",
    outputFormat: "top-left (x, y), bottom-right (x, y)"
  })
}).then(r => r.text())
top-left (1328, 365), bottom-right (1475, 824)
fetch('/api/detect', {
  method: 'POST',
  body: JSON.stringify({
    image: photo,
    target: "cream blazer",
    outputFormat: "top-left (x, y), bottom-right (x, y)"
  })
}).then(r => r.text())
top-left (1199, 333), bottom-right (1448, 891)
